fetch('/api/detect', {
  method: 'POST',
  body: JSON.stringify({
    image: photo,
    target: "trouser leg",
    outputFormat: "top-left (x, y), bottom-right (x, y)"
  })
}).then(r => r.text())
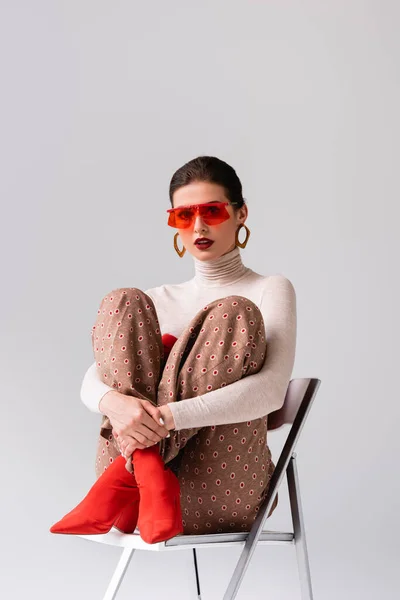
top-left (157, 295), bottom-right (267, 463)
top-left (92, 288), bottom-right (163, 478)
top-left (153, 294), bottom-right (277, 534)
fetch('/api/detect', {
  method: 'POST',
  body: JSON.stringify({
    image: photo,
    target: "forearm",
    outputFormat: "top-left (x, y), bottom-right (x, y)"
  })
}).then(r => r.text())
top-left (80, 361), bottom-right (114, 414)
top-left (81, 360), bottom-right (176, 430)
top-left (167, 370), bottom-right (291, 431)
top-left (98, 389), bottom-right (126, 418)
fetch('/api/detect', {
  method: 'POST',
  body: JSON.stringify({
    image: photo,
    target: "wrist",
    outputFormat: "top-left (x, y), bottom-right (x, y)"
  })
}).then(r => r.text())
top-left (98, 390), bottom-right (124, 416)
top-left (159, 404), bottom-right (176, 431)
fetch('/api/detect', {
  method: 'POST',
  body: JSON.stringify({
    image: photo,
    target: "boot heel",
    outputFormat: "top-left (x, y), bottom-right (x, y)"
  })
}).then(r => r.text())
top-left (113, 498), bottom-right (140, 534)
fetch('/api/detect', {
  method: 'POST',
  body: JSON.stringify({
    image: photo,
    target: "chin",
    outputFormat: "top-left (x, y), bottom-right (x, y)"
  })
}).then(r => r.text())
top-left (192, 246), bottom-right (219, 260)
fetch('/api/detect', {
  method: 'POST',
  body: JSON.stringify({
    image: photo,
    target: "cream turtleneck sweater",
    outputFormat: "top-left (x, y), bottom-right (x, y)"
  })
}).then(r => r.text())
top-left (80, 247), bottom-right (297, 430)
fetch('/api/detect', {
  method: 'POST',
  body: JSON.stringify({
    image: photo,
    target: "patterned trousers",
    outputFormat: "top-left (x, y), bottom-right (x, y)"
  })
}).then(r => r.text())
top-left (93, 288), bottom-right (278, 535)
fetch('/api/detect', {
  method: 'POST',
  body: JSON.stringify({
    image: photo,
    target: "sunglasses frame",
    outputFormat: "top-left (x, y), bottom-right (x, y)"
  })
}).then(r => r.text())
top-left (166, 201), bottom-right (231, 229)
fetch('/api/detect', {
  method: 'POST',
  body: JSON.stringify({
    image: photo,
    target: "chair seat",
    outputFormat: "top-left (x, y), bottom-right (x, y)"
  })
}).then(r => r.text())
top-left (77, 527), bottom-right (294, 552)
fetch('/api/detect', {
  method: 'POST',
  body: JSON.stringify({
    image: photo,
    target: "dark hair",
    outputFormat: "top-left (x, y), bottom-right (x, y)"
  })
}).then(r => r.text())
top-left (169, 156), bottom-right (246, 209)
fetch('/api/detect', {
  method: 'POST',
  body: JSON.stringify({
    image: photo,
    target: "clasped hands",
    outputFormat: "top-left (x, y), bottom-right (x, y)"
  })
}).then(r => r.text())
top-left (103, 392), bottom-right (175, 459)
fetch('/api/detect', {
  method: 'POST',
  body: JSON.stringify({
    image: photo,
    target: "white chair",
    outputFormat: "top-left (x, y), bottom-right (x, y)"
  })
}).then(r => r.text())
top-left (78, 377), bottom-right (321, 599)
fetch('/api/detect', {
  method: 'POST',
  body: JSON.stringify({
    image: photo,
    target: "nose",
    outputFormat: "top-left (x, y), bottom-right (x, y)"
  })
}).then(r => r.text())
top-left (193, 213), bottom-right (207, 231)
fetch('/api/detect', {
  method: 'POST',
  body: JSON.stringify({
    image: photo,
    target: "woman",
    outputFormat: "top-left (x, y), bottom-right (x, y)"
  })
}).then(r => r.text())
top-left (50, 156), bottom-right (297, 543)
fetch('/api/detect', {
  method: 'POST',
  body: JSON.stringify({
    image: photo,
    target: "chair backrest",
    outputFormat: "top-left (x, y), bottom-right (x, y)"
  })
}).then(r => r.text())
top-left (268, 378), bottom-right (312, 430)
top-left (260, 378), bottom-right (321, 516)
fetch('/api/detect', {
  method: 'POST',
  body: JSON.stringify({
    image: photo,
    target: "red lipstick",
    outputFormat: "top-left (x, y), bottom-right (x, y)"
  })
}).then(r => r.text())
top-left (194, 237), bottom-right (214, 250)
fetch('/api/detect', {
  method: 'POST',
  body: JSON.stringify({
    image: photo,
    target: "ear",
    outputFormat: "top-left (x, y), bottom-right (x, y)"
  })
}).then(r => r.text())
top-left (236, 203), bottom-right (248, 224)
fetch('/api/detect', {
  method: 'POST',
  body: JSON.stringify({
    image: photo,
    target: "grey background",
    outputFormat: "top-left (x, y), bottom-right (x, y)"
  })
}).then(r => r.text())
top-left (1, 1), bottom-right (399, 598)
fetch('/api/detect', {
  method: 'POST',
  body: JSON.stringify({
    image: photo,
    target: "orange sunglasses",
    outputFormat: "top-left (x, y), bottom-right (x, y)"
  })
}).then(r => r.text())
top-left (166, 201), bottom-right (231, 229)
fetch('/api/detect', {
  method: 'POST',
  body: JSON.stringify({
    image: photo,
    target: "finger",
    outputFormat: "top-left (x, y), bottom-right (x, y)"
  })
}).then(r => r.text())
top-left (117, 438), bottom-right (129, 456)
top-left (111, 415), bottom-right (157, 443)
top-left (140, 400), bottom-right (170, 436)
top-left (120, 426), bottom-right (160, 449)
top-left (122, 434), bottom-right (156, 454)
top-left (139, 399), bottom-right (165, 424)
top-left (127, 410), bottom-right (168, 443)
top-left (110, 422), bottom-right (125, 439)
top-left (126, 439), bottom-right (154, 454)
top-left (129, 425), bottom-right (164, 445)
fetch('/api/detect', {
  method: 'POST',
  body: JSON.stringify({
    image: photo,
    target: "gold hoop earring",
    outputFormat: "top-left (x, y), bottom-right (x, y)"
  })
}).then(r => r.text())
top-left (174, 232), bottom-right (186, 257)
top-left (235, 224), bottom-right (250, 249)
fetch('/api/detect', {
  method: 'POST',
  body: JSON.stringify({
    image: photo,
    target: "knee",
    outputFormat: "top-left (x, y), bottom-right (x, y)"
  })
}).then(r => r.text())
top-left (208, 295), bottom-right (262, 322)
top-left (102, 287), bottom-right (143, 301)
top-left (99, 287), bottom-right (149, 310)
top-left (230, 295), bottom-right (262, 318)
top-left (200, 295), bottom-right (265, 337)
top-left (97, 289), bottom-right (158, 331)
top-left (230, 296), bottom-right (264, 337)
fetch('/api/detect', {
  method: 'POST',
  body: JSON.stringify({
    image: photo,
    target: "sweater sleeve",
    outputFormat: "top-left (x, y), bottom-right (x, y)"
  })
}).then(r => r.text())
top-left (80, 361), bottom-right (111, 414)
top-left (167, 275), bottom-right (297, 430)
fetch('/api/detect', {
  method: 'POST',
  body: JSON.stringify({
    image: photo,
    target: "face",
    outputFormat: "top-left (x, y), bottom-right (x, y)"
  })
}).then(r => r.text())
top-left (171, 181), bottom-right (248, 261)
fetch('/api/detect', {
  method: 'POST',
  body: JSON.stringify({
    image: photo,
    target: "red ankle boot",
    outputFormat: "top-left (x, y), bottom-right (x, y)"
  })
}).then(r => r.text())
top-left (49, 455), bottom-right (139, 535)
top-left (50, 449), bottom-right (183, 541)
top-left (112, 498), bottom-right (140, 533)
top-left (132, 445), bottom-right (183, 544)
top-left (50, 332), bottom-right (181, 539)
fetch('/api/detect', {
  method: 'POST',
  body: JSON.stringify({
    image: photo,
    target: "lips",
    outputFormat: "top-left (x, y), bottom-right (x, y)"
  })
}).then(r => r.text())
top-left (195, 238), bottom-right (214, 247)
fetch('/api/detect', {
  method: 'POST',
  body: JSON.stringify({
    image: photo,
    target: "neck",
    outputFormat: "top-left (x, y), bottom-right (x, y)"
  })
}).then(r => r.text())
top-left (193, 246), bottom-right (250, 287)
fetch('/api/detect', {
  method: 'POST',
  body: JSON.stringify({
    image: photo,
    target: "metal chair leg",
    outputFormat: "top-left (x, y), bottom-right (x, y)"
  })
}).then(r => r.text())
top-left (192, 548), bottom-right (202, 599)
top-left (103, 547), bottom-right (136, 600)
top-left (287, 454), bottom-right (314, 600)
top-left (222, 490), bottom-right (280, 599)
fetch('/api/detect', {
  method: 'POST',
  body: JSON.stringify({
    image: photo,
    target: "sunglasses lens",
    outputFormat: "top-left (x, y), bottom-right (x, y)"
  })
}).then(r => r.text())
top-left (169, 206), bottom-right (196, 229)
top-left (167, 203), bottom-right (230, 229)
top-left (199, 204), bottom-right (230, 224)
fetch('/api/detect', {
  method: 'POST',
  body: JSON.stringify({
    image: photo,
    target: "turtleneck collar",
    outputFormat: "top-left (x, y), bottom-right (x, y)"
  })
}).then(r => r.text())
top-left (193, 246), bottom-right (251, 287)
